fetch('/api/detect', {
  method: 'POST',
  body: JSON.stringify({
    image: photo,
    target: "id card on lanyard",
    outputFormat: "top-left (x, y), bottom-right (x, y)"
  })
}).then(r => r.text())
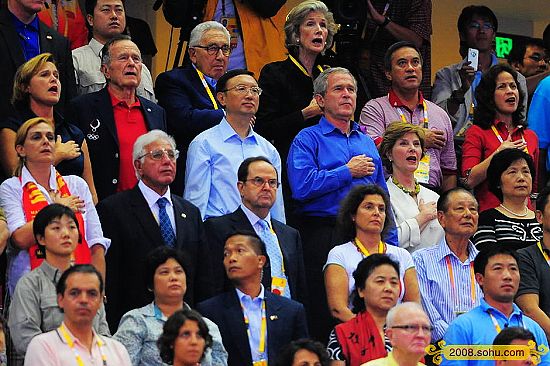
top-left (396, 100), bottom-right (430, 184)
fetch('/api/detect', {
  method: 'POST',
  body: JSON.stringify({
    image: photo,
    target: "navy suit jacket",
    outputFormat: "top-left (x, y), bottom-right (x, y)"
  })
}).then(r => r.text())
top-left (197, 290), bottom-right (308, 366)
top-left (204, 207), bottom-right (308, 304)
top-left (67, 87), bottom-right (166, 201)
top-left (0, 7), bottom-right (76, 118)
top-left (155, 65), bottom-right (224, 194)
top-left (96, 185), bottom-right (213, 332)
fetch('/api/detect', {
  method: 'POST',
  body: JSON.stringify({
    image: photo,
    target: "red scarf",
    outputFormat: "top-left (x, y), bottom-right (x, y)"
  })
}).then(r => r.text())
top-left (335, 311), bottom-right (388, 366)
top-left (21, 170), bottom-right (91, 269)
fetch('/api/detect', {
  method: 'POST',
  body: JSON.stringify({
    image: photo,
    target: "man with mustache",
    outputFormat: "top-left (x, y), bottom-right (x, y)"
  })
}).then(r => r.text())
top-left (442, 246), bottom-right (550, 366)
top-left (413, 188), bottom-right (483, 349)
top-left (8, 205), bottom-right (110, 365)
top-left (24, 265), bottom-right (131, 365)
top-left (287, 66), bottom-right (395, 341)
top-left (95, 130), bottom-right (211, 332)
top-left (72, 0), bottom-right (155, 101)
top-left (156, 21), bottom-right (231, 195)
top-left (361, 41), bottom-right (457, 194)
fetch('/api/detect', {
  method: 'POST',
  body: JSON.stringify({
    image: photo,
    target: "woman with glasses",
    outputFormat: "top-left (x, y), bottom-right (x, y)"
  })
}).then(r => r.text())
top-left (327, 254), bottom-right (400, 366)
top-left (114, 247), bottom-right (227, 366)
top-left (256, 1), bottom-right (337, 209)
top-left (0, 53), bottom-right (98, 203)
top-left (0, 117), bottom-right (109, 295)
top-left (324, 185), bottom-right (419, 324)
top-left (461, 64), bottom-right (539, 213)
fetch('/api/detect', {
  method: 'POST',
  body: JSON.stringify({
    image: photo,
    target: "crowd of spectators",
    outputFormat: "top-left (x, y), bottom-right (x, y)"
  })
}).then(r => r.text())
top-left (0, 0), bottom-right (548, 365)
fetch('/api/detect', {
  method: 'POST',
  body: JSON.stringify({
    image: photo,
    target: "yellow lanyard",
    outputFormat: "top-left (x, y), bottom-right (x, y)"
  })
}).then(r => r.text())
top-left (241, 299), bottom-right (267, 357)
top-left (196, 68), bottom-right (219, 110)
top-left (289, 55), bottom-right (324, 77)
top-left (488, 310), bottom-right (524, 334)
top-left (445, 256), bottom-right (476, 306)
top-left (537, 241), bottom-right (550, 265)
top-left (353, 238), bottom-right (385, 257)
top-left (395, 99), bottom-right (429, 129)
top-left (490, 125), bottom-right (528, 154)
top-left (59, 324), bottom-right (107, 366)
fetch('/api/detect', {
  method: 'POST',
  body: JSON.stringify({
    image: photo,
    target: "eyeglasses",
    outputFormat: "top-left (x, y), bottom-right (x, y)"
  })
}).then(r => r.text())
top-left (138, 148), bottom-right (179, 161)
top-left (391, 324), bottom-right (433, 333)
top-left (525, 54), bottom-right (550, 63)
top-left (222, 85), bottom-right (263, 96)
top-left (467, 22), bottom-right (494, 31)
top-left (244, 177), bottom-right (280, 188)
top-left (192, 44), bottom-right (232, 56)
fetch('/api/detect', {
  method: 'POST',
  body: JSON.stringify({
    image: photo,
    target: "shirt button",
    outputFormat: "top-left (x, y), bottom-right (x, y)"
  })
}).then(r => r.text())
top-left (112, 179), bottom-right (118, 184)
top-left (115, 153), bottom-right (119, 158)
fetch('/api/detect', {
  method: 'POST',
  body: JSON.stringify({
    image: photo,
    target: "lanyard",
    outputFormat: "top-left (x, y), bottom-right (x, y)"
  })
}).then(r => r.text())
top-left (241, 298), bottom-right (267, 357)
top-left (537, 241), bottom-right (550, 265)
top-left (264, 220), bottom-right (286, 273)
top-left (445, 256), bottom-right (476, 306)
top-left (289, 55), bottom-right (324, 77)
top-left (488, 311), bottom-right (524, 334)
top-left (490, 125), bottom-right (528, 154)
top-left (58, 324), bottom-right (107, 366)
top-left (195, 68), bottom-right (219, 110)
top-left (396, 100), bottom-right (429, 128)
top-left (354, 238), bottom-right (385, 257)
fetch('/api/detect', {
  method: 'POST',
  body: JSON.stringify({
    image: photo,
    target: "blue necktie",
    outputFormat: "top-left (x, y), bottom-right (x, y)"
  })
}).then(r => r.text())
top-left (157, 197), bottom-right (176, 247)
top-left (257, 219), bottom-right (290, 298)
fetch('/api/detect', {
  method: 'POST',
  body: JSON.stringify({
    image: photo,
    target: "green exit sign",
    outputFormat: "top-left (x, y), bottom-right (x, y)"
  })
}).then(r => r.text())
top-left (496, 36), bottom-right (513, 58)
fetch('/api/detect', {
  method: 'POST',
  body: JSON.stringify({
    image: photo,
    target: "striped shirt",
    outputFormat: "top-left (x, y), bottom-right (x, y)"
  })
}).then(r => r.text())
top-left (413, 237), bottom-right (483, 341)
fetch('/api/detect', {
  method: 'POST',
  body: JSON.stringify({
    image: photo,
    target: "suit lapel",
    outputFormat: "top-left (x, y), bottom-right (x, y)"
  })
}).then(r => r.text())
top-left (172, 195), bottom-right (190, 249)
top-left (224, 292), bottom-right (253, 364)
top-left (96, 88), bottom-right (119, 147)
top-left (129, 186), bottom-right (163, 246)
top-left (0, 9), bottom-right (25, 66)
top-left (265, 292), bottom-right (283, 362)
top-left (38, 22), bottom-right (55, 54)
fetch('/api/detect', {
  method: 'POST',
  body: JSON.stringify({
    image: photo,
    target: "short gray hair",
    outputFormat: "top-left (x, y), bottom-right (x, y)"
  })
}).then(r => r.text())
top-left (189, 21), bottom-right (230, 47)
top-left (386, 302), bottom-right (427, 328)
top-left (313, 67), bottom-right (357, 96)
top-left (132, 130), bottom-right (177, 179)
top-left (284, 0), bottom-right (338, 53)
top-left (100, 34), bottom-right (133, 66)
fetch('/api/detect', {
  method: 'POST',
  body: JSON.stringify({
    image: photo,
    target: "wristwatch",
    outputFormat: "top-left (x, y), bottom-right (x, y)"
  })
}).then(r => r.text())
top-left (380, 16), bottom-right (391, 27)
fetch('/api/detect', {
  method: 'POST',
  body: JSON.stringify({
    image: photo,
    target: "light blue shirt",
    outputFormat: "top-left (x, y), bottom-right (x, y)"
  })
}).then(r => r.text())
top-left (528, 75), bottom-right (550, 170)
top-left (236, 286), bottom-right (267, 363)
top-left (213, 0), bottom-right (246, 70)
top-left (240, 204), bottom-right (271, 234)
top-left (412, 237), bottom-right (482, 341)
top-left (184, 117), bottom-right (285, 222)
top-left (138, 180), bottom-right (175, 232)
top-left (442, 298), bottom-right (550, 366)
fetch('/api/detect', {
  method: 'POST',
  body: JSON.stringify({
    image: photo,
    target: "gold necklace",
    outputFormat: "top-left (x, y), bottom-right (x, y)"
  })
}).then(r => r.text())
top-left (391, 176), bottom-right (420, 197)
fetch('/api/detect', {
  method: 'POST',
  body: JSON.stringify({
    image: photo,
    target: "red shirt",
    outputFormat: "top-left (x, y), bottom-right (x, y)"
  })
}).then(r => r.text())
top-left (461, 120), bottom-right (539, 212)
top-left (108, 88), bottom-right (147, 192)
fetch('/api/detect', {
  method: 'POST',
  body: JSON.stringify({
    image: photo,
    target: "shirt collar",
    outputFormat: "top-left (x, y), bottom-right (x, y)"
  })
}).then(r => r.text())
top-left (492, 119), bottom-right (524, 134)
top-left (192, 63), bottom-right (217, 88)
top-left (435, 236), bottom-right (478, 263)
top-left (240, 204), bottom-right (271, 227)
top-left (138, 180), bottom-right (172, 210)
top-left (89, 38), bottom-right (105, 57)
top-left (21, 165), bottom-right (58, 189)
top-left (480, 298), bottom-right (523, 319)
top-left (11, 11), bottom-right (39, 30)
top-left (236, 284), bottom-right (265, 303)
top-left (388, 89), bottom-right (425, 109)
top-left (219, 117), bottom-right (257, 143)
top-left (319, 116), bottom-right (359, 136)
top-left (108, 87), bottom-right (141, 108)
top-left (38, 260), bottom-right (64, 283)
top-left (58, 322), bottom-right (101, 346)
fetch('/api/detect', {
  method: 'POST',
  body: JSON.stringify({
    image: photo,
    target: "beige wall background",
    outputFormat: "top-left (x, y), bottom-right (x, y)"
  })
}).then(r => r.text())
top-left (149, 0), bottom-right (549, 82)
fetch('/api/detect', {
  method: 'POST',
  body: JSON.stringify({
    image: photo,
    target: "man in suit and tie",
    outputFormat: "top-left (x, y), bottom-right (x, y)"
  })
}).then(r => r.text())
top-left (96, 130), bottom-right (212, 332)
top-left (197, 231), bottom-right (308, 366)
top-left (67, 34), bottom-right (166, 201)
top-left (155, 21), bottom-right (230, 194)
top-left (205, 156), bottom-right (307, 304)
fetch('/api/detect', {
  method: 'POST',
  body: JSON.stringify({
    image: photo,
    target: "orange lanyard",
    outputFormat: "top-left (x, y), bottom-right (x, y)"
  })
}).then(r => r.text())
top-left (241, 298), bottom-right (267, 356)
top-left (445, 256), bottom-right (476, 305)
top-left (354, 238), bottom-right (385, 257)
top-left (490, 125), bottom-right (528, 154)
top-left (396, 99), bottom-right (429, 128)
top-left (289, 55), bottom-right (324, 77)
top-left (195, 68), bottom-right (219, 110)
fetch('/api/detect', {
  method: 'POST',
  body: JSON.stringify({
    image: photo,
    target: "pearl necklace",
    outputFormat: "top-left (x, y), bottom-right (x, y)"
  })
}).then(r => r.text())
top-left (499, 204), bottom-right (528, 217)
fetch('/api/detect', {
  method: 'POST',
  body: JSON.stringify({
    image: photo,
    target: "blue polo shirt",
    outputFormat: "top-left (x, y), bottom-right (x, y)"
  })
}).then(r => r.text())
top-left (442, 298), bottom-right (550, 366)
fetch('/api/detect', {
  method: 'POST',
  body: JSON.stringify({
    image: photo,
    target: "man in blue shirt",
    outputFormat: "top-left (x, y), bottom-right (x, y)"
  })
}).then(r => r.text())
top-left (287, 66), bottom-right (394, 341)
top-left (184, 69), bottom-right (285, 222)
top-left (442, 247), bottom-right (550, 366)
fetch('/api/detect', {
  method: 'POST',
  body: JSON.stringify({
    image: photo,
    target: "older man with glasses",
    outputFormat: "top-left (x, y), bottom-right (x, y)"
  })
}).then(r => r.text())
top-left (96, 129), bottom-right (213, 332)
top-left (156, 21), bottom-right (232, 195)
top-left (184, 69), bottom-right (285, 223)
